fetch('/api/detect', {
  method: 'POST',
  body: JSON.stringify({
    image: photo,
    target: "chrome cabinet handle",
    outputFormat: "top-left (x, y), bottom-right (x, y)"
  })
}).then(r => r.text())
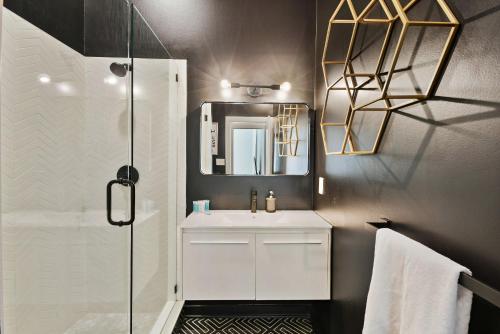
top-left (106, 178), bottom-right (135, 226)
top-left (189, 241), bottom-right (249, 245)
top-left (262, 241), bottom-right (323, 245)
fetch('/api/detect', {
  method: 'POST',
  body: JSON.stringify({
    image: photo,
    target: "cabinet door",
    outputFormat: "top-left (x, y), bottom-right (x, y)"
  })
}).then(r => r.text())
top-left (183, 232), bottom-right (255, 300)
top-left (256, 233), bottom-right (330, 300)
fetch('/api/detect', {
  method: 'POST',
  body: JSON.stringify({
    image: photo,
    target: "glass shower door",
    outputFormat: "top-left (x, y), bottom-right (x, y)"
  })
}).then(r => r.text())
top-left (0, 1), bottom-right (179, 332)
top-left (0, 1), bottom-right (134, 333)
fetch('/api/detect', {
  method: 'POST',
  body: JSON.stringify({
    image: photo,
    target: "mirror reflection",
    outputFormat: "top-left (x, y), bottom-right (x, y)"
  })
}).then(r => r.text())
top-left (200, 102), bottom-right (311, 176)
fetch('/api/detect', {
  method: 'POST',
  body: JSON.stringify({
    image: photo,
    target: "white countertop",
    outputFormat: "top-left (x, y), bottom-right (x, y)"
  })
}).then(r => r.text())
top-left (181, 210), bottom-right (332, 230)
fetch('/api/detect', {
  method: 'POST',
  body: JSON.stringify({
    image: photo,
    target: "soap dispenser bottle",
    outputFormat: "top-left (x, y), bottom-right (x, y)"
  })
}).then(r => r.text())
top-left (265, 190), bottom-right (276, 213)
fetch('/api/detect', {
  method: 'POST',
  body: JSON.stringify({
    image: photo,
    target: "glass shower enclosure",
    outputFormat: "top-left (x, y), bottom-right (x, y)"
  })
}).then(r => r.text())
top-left (0, 1), bottom-right (184, 333)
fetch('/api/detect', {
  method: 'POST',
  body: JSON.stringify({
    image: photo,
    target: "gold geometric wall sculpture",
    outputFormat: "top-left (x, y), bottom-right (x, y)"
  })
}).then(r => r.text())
top-left (320, 0), bottom-right (460, 156)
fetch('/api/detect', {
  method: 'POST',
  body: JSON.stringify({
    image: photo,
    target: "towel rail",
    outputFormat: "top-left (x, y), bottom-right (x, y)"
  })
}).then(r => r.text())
top-left (367, 219), bottom-right (500, 309)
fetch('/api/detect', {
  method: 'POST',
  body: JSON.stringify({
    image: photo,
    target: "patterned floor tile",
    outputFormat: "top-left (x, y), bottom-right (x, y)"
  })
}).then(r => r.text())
top-left (174, 316), bottom-right (313, 334)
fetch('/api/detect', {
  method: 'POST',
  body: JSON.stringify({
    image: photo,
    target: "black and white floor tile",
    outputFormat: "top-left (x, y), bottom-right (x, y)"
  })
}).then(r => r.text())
top-left (174, 316), bottom-right (314, 334)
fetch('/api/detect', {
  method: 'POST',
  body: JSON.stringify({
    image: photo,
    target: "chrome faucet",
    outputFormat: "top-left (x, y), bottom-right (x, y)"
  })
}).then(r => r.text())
top-left (250, 190), bottom-right (257, 213)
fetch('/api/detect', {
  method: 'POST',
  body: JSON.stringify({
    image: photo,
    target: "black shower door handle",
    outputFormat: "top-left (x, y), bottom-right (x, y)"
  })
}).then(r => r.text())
top-left (107, 178), bottom-right (136, 226)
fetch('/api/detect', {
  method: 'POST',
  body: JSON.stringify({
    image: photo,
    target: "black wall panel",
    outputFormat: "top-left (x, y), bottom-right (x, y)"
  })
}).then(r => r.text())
top-left (4, 0), bottom-right (84, 53)
top-left (83, 0), bottom-right (129, 57)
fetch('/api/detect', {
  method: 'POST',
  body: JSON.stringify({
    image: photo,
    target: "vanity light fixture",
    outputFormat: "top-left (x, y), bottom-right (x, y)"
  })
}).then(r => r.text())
top-left (219, 79), bottom-right (291, 97)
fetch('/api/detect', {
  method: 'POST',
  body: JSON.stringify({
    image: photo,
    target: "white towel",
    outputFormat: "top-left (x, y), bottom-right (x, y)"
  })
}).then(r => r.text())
top-left (363, 229), bottom-right (473, 334)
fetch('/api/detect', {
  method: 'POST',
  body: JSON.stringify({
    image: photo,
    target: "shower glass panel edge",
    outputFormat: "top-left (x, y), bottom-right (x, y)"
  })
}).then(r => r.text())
top-left (0, 3), bottom-right (4, 334)
top-left (130, 4), bottom-right (179, 334)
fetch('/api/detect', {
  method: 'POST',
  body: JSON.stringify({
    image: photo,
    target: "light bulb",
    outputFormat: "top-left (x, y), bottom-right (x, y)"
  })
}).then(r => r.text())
top-left (280, 81), bottom-right (291, 92)
top-left (38, 74), bottom-right (51, 84)
top-left (220, 79), bottom-right (231, 89)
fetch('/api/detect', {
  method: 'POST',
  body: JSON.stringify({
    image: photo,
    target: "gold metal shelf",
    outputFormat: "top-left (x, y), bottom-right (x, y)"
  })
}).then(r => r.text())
top-left (320, 0), bottom-right (460, 156)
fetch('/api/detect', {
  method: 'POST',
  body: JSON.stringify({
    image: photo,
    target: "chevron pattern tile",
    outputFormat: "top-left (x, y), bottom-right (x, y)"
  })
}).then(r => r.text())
top-left (174, 316), bottom-right (314, 334)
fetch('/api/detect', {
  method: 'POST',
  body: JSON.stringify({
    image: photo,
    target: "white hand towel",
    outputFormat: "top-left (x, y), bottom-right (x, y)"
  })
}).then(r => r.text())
top-left (363, 229), bottom-right (473, 334)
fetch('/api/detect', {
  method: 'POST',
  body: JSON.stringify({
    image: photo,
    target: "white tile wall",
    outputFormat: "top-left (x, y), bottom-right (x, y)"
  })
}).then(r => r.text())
top-left (1, 9), bottom-right (86, 213)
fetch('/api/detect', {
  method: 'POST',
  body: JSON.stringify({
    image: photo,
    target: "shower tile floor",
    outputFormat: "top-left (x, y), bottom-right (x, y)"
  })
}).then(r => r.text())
top-left (65, 313), bottom-right (156, 334)
top-left (174, 315), bottom-right (314, 334)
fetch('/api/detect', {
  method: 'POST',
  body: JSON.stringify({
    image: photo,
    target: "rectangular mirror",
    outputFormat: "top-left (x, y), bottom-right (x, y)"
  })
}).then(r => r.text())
top-left (200, 102), bottom-right (311, 176)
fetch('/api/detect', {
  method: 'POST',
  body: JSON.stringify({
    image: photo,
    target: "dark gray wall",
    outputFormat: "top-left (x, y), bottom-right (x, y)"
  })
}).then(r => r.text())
top-left (315, 0), bottom-right (500, 333)
top-left (132, 0), bottom-right (316, 212)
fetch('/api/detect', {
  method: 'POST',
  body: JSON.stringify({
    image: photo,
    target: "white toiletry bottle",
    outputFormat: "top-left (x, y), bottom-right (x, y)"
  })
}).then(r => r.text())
top-left (265, 190), bottom-right (276, 213)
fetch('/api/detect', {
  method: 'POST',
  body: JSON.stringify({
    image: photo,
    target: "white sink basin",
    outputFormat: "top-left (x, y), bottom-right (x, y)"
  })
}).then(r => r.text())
top-left (182, 210), bottom-right (331, 230)
top-left (223, 211), bottom-right (284, 224)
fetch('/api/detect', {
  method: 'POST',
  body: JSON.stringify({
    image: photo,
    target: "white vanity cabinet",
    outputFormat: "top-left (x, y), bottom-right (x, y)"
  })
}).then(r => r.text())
top-left (182, 232), bottom-right (255, 300)
top-left (255, 233), bottom-right (330, 300)
top-left (180, 211), bottom-right (332, 301)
